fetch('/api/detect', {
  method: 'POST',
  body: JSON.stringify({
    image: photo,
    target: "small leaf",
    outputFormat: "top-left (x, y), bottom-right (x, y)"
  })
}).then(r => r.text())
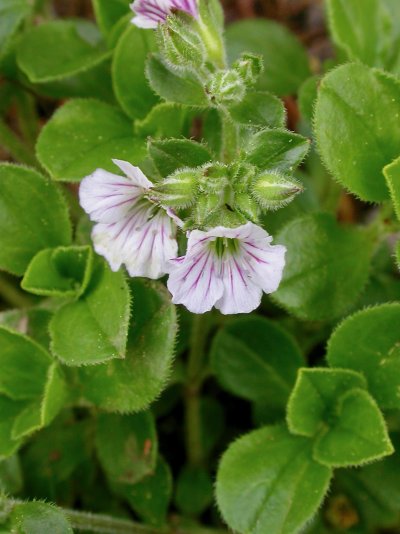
top-left (245, 128), bottom-right (310, 172)
top-left (0, 0), bottom-right (32, 57)
top-left (313, 388), bottom-right (393, 467)
top-left (77, 279), bottom-right (176, 412)
top-left (36, 99), bottom-right (146, 182)
top-left (314, 63), bottom-right (400, 202)
top-left (216, 425), bottom-right (332, 534)
top-left (115, 456), bottom-right (172, 527)
top-left (326, 0), bottom-right (392, 69)
top-left (287, 368), bottom-right (367, 437)
top-left (149, 138), bottom-right (212, 177)
top-left (226, 19), bottom-right (311, 96)
top-left (135, 103), bottom-right (189, 139)
top-left (93, 0), bottom-right (131, 36)
top-left (229, 91), bottom-right (286, 129)
top-left (9, 502), bottom-right (72, 534)
top-left (211, 316), bottom-right (303, 414)
top-left (49, 258), bottom-right (130, 366)
top-left (383, 155), bottom-right (400, 221)
top-left (274, 213), bottom-right (372, 320)
top-left (146, 54), bottom-right (209, 107)
top-left (96, 412), bottom-right (157, 485)
top-left (175, 466), bottom-right (213, 517)
top-left (17, 20), bottom-right (110, 82)
top-left (21, 246), bottom-right (93, 298)
top-left (327, 303), bottom-right (400, 410)
top-left (0, 164), bottom-right (72, 275)
top-left (112, 25), bottom-right (159, 119)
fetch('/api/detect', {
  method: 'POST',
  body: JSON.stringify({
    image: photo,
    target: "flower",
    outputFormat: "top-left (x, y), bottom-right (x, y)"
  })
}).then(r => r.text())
top-left (130, 0), bottom-right (199, 29)
top-left (167, 222), bottom-right (286, 314)
top-left (79, 159), bottom-right (179, 279)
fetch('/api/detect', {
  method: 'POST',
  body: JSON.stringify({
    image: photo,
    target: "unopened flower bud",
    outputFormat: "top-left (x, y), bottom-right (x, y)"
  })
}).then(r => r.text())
top-left (252, 172), bottom-right (303, 210)
top-left (157, 15), bottom-right (206, 70)
top-left (233, 53), bottom-right (264, 87)
top-left (234, 193), bottom-right (260, 222)
top-left (199, 163), bottom-right (229, 192)
top-left (153, 168), bottom-right (199, 208)
top-left (230, 162), bottom-right (256, 192)
top-left (207, 70), bottom-right (246, 106)
top-left (193, 192), bottom-right (222, 226)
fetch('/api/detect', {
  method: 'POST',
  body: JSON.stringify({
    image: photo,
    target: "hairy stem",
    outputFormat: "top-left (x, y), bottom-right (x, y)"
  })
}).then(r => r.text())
top-left (220, 109), bottom-right (239, 164)
top-left (184, 313), bottom-right (212, 466)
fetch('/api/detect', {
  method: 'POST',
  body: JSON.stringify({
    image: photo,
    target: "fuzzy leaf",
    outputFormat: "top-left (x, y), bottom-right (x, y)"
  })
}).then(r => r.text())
top-left (0, 164), bottom-right (71, 275)
top-left (383, 155), bottom-right (400, 221)
top-left (93, 0), bottom-right (131, 36)
top-left (0, 0), bottom-right (32, 56)
top-left (274, 213), bottom-right (372, 320)
top-left (149, 138), bottom-right (212, 177)
top-left (9, 502), bottom-right (72, 534)
top-left (327, 303), bottom-right (400, 410)
top-left (229, 91), bottom-right (286, 129)
top-left (36, 99), bottom-right (146, 182)
top-left (216, 425), bottom-right (332, 534)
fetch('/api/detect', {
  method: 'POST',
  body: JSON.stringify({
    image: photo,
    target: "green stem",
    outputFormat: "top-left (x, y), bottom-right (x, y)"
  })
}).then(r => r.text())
top-left (184, 313), bottom-right (212, 466)
top-left (220, 109), bottom-right (238, 164)
top-left (0, 274), bottom-right (33, 309)
top-left (0, 119), bottom-right (39, 168)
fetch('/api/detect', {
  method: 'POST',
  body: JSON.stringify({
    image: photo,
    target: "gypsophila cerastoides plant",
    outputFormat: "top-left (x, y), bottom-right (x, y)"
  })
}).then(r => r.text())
top-left (0, 0), bottom-right (400, 533)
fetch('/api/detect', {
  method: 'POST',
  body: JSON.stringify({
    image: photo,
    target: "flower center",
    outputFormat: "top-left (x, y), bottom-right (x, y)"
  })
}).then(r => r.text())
top-left (212, 237), bottom-right (240, 258)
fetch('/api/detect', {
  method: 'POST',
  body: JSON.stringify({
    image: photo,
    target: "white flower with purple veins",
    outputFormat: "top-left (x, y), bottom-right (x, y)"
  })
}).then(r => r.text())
top-left (167, 222), bottom-right (286, 314)
top-left (130, 0), bottom-right (199, 28)
top-left (79, 159), bottom-right (179, 279)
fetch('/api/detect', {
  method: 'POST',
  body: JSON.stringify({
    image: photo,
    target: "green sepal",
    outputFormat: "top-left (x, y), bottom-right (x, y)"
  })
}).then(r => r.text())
top-left (252, 171), bottom-right (303, 210)
top-left (154, 168), bottom-right (200, 208)
top-left (207, 69), bottom-right (246, 106)
top-left (21, 245), bottom-right (93, 298)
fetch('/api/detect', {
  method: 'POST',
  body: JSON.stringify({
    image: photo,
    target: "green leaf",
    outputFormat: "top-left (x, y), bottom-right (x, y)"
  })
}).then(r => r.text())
top-left (21, 246), bottom-right (93, 298)
top-left (229, 91), bottom-right (286, 129)
top-left (327, 303), bottom-right (400, 410)
top-left (0, 455), bottom-right (22, 494)
top-left (77, 279), bottom-right (176, 412)
top-left (0, 396), bottom-right (25, 458)
top-left (93, 0), bottom-right (130, 36)
top-left (216, 425), bottom-right (332, 534)
top-left (0, 327), bottom-right (52, 401)
top-left (298, 76), bottom-right (320, 123)
top-left (17, 20), bottom-right (110, 83)
top-left (287, 368), bottom-right (367, 437)
top-left (146, 54), bottom-right (208, 107)
top-left (96, 412), bottom-right (157, 485)
top-left (226, 19), bottom-right (311, 96)
top-left (273, 213), bottom-right (372, 320)
top-left (149, 138), bottom-right (212, 177)
top-left (326, 0), bottom-right (392, 68)
top-left (211, 317), bottom-right (303, 414)
top-left (0, 164), bottom-right (72, 275)
top-left (36, 99), bottom-right (146, 182)
top-left (9, 502), bottom-right (72, 534)
top-left (116, 456), bottom-right (172, 527)
top-left (313, 388), bottom-right (393, 467)
top-left (245, 128), bottom-right (310, 172)
top-left (135, 103), bottom-right (189, 139)
top-left (314, 63), bottom-right (400, 202)
top-left (175, 466), bottom-right (213, 517)
top-left (383, 155), bottom-right (400, 220)
top-left (0, 308), bottom-right (52, 350)
top-left (0, 0), bottom-right (32, 57)
top-left (112, 25), bottom-right (159, 119)
top-left (49, 258), bottom-right (130, 366)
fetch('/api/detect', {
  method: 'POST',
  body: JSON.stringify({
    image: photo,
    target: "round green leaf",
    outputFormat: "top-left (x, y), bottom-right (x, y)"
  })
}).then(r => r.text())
top-left (273, 213), bottom-right (372, 320)
top-left (49, 259), bottom-right (131, 366)
top-left (36, 99), bottom-right (146, 182)
top-left (0, 164), bottom-right (71, 275)
top-left (17, 20), bottom-right (110, 83)
top-left (327, 303), bottom-right (400, 410)
top-left (216, 425), bottom-right (332, 534)
top-left (112, 25), bottom-right (159, 119)
top-left (77, 279), bottom-right (177, 412)
top-left (211, 316), bottom-right (303, 412)
top-left (226, 19), bottom-right (311, 96)
top-left (314, 63), bottom-right (400, 201)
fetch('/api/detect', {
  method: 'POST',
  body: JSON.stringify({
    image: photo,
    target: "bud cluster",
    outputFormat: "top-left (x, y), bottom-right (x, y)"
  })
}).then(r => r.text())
top-left (153, 160), bottom-right (303, 229)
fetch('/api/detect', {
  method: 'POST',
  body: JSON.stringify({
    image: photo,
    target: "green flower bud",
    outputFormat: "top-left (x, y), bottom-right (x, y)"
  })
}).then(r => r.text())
top-left (207, 70), bottom-right (246, 106)
top-left (252, 171), bottom-right (303, 210)
top-left (232, 53), bottom-right (264, 87)
top-left (234, 193), bottom-right (260, 222)
top-left (230, 162), bottom-right (257, 192)
top-left (153, 168), bottom-right (200, 208)
top-left (193, 192), bottom-right (222, 226)
top-left (199, 163), bottom-right (229, 192)
top-left (157, 15), bottom-right (206, 70)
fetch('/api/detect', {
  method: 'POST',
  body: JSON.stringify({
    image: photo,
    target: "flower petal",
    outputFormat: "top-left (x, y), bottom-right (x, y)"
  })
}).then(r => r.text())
top-left (112, 159), bottom-right (154, 189)
top-left (79, 168), bottom-right (143, 224)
